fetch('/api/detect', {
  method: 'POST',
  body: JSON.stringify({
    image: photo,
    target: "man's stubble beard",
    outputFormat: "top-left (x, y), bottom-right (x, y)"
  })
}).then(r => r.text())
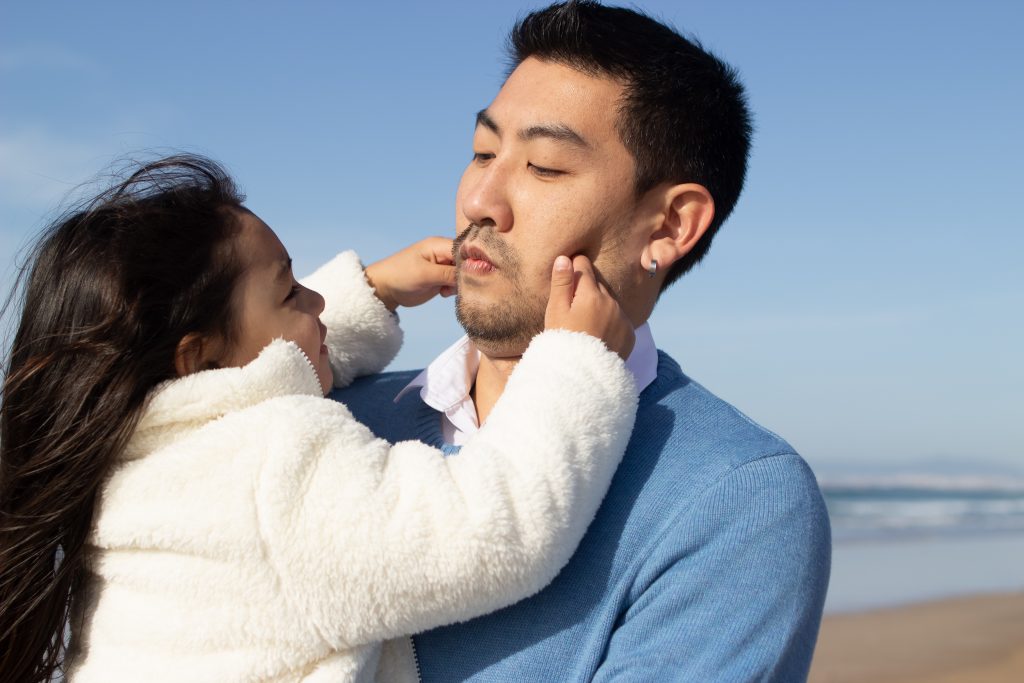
top-left (453, 224), bottom-right (546, 356)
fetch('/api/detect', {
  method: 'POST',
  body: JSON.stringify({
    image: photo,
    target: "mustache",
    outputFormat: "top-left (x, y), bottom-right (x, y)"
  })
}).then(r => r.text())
top-left (452, 223), bottom-right (474, 262)
top-left (452, 223), bottom-right (519, 274)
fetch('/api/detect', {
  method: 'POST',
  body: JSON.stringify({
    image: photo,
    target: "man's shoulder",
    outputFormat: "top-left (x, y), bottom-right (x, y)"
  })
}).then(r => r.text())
top-left (328, 368), bottom-right (428, 442)
top-left (644, 350), bottom-right (796, 463)
top-left (331, 368), bottom-right (421, 404)
top-left (621, 350), bottom-right (828, 585)
top-left (631, 349), bottom-right (824, 520)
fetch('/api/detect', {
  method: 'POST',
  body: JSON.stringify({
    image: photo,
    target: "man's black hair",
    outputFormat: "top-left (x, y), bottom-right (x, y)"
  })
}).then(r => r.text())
top-left (508, 0), bottom-right (753, 288)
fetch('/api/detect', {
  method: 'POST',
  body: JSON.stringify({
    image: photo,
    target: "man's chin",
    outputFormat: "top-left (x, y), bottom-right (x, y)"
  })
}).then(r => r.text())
top-left (455, 294), bottom-right (543, 357)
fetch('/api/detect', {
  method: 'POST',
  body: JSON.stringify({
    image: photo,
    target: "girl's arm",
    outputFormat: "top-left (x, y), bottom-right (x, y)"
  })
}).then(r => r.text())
top-left (299, 238), bottom-right (455, 389)
top-left (254, 330), bottom-right (637, 649)
top-left (256, 256), bottom-right (638, 648)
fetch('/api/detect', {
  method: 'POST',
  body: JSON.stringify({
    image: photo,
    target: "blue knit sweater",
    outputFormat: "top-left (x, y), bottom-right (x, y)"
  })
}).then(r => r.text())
top-left (333, 350), bottom-right (831, 682)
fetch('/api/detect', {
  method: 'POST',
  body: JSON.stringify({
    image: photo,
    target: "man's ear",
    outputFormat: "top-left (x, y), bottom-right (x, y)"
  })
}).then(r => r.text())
top-left (641, 183), bottom-right (715, 274)
top-left (174, 332), bottom-right (223, 377)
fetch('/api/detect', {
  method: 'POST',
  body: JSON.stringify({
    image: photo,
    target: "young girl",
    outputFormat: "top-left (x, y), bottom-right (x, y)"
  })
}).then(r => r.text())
top-left (0, 155), bottom-right (638, 682)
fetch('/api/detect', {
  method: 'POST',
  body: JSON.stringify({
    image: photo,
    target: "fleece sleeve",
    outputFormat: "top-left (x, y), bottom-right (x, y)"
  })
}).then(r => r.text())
top-left (591, 454), bottom-right (832, 683)
top-left (253, 330), bottom-right (639, 650)
top-left (300, 250), bottom-right (403, 388)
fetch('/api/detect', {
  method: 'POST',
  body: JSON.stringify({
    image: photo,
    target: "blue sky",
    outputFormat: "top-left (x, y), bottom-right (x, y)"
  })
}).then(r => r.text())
top-left (2, 1), bottom-right (1021, 473)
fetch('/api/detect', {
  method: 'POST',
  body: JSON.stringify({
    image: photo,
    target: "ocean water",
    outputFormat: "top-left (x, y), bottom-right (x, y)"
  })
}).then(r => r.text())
top-left (824, 476), bottom-right (1024, 542)
top-left (820, 475), bottom-right (1024, 613)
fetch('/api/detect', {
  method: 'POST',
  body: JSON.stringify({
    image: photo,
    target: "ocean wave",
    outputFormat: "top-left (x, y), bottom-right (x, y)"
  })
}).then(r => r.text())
top-left (822, 480), bottom-right (1024, 542)
top-left (820, 473), bottom-right (1024, 493)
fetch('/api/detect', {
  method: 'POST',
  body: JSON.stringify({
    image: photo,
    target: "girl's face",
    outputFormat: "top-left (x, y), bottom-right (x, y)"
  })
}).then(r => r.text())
top-left (220, 209), bottom-right (333, 393)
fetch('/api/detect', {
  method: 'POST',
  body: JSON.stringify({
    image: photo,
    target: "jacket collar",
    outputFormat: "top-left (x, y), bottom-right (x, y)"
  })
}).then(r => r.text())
top-left (122, 339), bottom-right (322, 460)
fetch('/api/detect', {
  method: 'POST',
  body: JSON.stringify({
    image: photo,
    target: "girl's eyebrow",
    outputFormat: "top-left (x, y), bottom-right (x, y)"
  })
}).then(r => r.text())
top-left (275, 257), bottom-right (293, 282)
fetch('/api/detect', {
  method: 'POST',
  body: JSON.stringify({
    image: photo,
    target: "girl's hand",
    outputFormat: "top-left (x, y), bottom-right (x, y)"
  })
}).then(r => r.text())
top-left (364, 237), bottom-right (457, 311)
top-left (544, 255), bottom-right (635, 361)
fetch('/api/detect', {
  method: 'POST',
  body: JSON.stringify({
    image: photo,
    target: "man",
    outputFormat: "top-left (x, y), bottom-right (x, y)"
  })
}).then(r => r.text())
top-left (336, 2), bottom-right (830, 680)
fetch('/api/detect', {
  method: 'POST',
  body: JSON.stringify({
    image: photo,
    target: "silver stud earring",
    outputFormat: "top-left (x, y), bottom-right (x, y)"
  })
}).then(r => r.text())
top-left (648, 259), bottom-right (658, 278)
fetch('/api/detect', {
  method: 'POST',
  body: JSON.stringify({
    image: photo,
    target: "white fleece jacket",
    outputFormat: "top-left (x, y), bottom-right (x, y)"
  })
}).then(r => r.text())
top-left (66, 251), bottom-right (638, 683)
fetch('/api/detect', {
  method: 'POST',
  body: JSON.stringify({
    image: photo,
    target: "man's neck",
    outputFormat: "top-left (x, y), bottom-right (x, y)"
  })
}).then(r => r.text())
top-left (465, 322), bottom-right (656, 428)
top-left (471, 353), bottom-right (521, 426)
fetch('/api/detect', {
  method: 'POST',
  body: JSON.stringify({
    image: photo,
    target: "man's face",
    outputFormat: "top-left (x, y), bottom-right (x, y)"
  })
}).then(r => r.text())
top-left (454, 57), bottom-right (648, 358)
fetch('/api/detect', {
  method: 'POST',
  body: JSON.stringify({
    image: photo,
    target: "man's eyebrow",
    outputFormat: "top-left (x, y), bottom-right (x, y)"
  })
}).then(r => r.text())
top-left (519, 123), bottom-right (590, 149)
top-left (475, 108), bottom-right (589, 149)
top-left (475, 109), bottom-right (499, 134)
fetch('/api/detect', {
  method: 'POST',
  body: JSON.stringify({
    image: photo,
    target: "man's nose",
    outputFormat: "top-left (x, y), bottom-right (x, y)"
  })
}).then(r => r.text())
top-left (460, 162), bottom-right (513, 232)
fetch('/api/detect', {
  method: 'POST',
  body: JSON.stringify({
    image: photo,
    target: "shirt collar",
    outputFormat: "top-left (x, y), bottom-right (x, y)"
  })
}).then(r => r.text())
top-left (395, 335), bottom-right (480, 408)
top-left (396, 323), bottom-right (658, 410)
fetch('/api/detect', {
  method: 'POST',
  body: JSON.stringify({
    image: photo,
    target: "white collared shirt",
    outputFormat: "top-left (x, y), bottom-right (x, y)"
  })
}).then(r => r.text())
top-left (395, 324), bottom-right (659, 445)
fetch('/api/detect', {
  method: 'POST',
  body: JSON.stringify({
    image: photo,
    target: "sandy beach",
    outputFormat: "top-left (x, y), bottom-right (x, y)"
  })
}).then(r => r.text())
top-left (809, 592), bottom-right (1024, 683)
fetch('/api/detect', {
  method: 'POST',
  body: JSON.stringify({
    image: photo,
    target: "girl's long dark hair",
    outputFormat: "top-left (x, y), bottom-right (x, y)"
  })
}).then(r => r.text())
top-left (0, 154), bottom-right (246, 682)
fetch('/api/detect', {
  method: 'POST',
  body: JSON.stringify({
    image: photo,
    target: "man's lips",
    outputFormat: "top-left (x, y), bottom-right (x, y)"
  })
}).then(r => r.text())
top-left (458, 242), bottom-right (497, 274)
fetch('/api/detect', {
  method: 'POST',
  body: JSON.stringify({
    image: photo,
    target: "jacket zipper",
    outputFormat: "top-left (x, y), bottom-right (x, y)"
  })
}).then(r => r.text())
top-left (410, 636), bottom-right (423, 682)
top-left (294, 346), bottom-right (324, 394)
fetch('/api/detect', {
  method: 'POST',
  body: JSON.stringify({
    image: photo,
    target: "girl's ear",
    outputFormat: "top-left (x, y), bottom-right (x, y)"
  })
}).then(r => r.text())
top-left (174, 333), bottom-right (223, 377)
